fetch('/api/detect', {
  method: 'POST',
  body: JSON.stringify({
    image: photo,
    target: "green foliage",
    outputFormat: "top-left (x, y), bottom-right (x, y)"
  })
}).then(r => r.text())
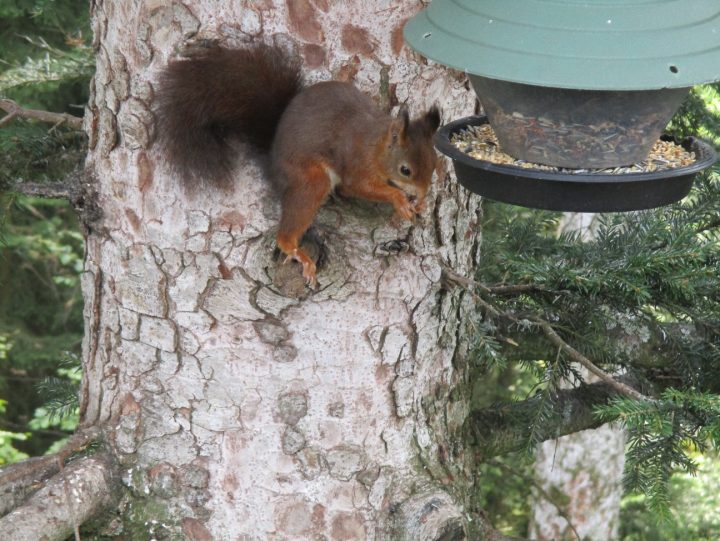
top-left (667, 85), bottom-right (720, 146)
top-left (0, 36), bottom-right (93, 94)
top-left (0, 0), bottom-right (89, 34)
top-left (479, 178), bottom-right (720, 323)
top-left (471, 84), bottom-right (720, 533)
top-left (598, 401), bottom-right (685, 522)
top-left (473, 456), bottom-right (533, 536)
top-left (0, 196), bottom-right (84, 338)
top-left (477, 166), bottom-right (720, 381)
top-left (0, 0), bottom-right (91, 186)
top-left (0, 398), bottom-right (28, 464)
top-left (0, 0), bottom-right (91, 112)
top-left (0, 196), bottom-right (83, 459)
top-left (0, 0), bottom-right (88, 466)
top-left (621, 454), bottom-right (720, 541)
top-left (0, 121), bottom-right (85, 188)
top-left (0, 0), bottom-right (90, 67)
top-left (595, 389), bottom-right (720, 524)
top-left (468, 321), bottom-right (506, 371)
top-left (33, 352), bottom-right (81, 425)
top-left (474, 174), bottom-right (720, 521)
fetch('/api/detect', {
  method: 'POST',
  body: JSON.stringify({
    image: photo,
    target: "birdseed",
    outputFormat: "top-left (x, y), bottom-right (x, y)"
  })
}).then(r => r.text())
top-left (451, 123), bottom-right (696, 175)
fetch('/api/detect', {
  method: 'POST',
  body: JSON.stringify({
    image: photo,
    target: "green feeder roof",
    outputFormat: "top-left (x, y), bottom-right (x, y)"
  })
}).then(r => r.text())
top-left (404, 0), bottom-right (720, 91)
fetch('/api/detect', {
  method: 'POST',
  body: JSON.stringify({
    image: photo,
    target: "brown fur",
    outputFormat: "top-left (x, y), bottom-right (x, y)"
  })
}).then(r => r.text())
top-left (271, 81), bottom-right (440, 284)
top-left (155, 44), bottom-right (440, 285)
top-left (154, 45), bottom-right (302, 184)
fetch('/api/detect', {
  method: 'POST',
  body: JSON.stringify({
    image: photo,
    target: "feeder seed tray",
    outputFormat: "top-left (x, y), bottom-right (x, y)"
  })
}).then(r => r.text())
top-left (436, 117), bottom-right (717, 212)
top-left (451, 123), bottom-right (698, 175)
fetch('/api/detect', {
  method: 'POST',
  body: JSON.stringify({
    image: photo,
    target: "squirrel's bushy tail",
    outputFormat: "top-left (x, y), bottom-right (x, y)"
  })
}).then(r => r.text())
top-left (154, 44), bottom-right (303, 185)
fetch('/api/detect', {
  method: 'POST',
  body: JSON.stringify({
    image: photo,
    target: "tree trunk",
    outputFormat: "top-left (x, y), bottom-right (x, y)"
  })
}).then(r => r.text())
top-left (528, 214), bottom-right (626, 541)
top-left (78, 1), bottom-right (481, 538)
top-left (528, 423), bottom-right (626, 541)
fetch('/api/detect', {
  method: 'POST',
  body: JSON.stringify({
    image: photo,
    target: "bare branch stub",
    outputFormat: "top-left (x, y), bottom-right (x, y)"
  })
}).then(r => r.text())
top-left (390, 489), bottom-right (468, 541)
top-left (0, 100), bottom-right (92, 206)
top-left (7, 169), bottom-right (101, 223)
top-left (0, 99), bottom-right (83, 130)
top-left (12, 181), bottom-right (73, 199)
top-left (0, 453), bottom-right (118, 541)
top-left (0, 427), bottom-right (102, 517)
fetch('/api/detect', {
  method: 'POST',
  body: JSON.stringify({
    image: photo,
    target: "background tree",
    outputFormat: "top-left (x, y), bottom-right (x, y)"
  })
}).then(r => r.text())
top-left (527, 215), bottom-right (626, 541)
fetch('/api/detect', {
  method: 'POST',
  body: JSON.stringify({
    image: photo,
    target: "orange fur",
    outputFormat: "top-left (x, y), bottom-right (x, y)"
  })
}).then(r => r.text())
top-left (276, 161), bottom-right (333, 286)
top-left (156, 45), bottom-right (440, 286)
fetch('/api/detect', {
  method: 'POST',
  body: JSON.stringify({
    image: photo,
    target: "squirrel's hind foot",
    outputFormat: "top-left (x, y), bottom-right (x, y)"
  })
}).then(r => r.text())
top-left (283, 250), bottom-right (318, 288)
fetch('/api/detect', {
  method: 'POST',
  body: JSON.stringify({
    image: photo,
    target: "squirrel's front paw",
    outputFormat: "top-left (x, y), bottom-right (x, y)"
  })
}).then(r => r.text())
top-left (410, 196), bottom-right (426, 215)
top-left (393, 196), bottom-right (417, 221)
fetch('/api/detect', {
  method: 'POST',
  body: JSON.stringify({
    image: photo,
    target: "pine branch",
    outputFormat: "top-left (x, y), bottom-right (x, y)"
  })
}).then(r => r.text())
top-left (467, 379), bottom-right (622, 458)
top-left (531, 317), bottom-right (654, 402)
top-left (696, 215), bottom-right (720, 236)
top-left (485, 284), bottom-right (560, 296)
top-left (0, 99), bottom-right (83, 130)
top-left (442, 264), bottom-right (652, 402)
top-left (525, 357), bottom-right (564, 452)
top-left (0, 38), bottom-right (94, 93)
top-left (36, 376), bottom-right (80, 422)
top-left (441, 266), bottom-right (509, 321)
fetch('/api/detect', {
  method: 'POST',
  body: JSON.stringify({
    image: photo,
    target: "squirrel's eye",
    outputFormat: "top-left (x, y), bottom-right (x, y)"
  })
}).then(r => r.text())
top-left (400, 165), bottom-right (412, 177)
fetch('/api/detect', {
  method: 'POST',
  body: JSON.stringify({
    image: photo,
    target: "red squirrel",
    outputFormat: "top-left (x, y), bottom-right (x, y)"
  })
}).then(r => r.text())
top-left (155, 44), bottom-right (440, 286)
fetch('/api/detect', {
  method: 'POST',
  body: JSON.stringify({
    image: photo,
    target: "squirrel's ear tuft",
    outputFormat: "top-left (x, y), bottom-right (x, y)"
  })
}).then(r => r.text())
top-left (390, 104), bottom-right (410, 144)
top-left (423, 105), bottom-right (441, 134)
top-left (396, 103), bottom-right (410, 127)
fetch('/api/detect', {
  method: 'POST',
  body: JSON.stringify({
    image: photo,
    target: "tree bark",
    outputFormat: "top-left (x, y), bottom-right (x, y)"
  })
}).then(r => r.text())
top-left (79, 1), bottom-right (482, 538)
top-left (0, 454), bottom-right (118, 541)
top-left (528, 422), bottom-right (626, 541)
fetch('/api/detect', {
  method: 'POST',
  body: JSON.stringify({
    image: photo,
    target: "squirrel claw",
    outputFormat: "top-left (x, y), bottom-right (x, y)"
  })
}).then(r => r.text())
top-left (393, 192), bottom-right (426, 222)
top-left (284, 251), bottom-right (318, 288)
top-left (304, 272), bottom-right (318, 289)
top-left (394, 200), bottom-right (416, 222)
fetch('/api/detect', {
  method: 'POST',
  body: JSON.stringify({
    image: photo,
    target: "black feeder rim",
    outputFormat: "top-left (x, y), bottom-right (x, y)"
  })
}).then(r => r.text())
top-left (435, 116), bottom-right (717, 213)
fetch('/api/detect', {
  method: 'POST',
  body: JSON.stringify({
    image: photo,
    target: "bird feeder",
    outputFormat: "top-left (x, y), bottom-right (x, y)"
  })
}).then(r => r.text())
top-left (404, 0), bottom-right (720, 211)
